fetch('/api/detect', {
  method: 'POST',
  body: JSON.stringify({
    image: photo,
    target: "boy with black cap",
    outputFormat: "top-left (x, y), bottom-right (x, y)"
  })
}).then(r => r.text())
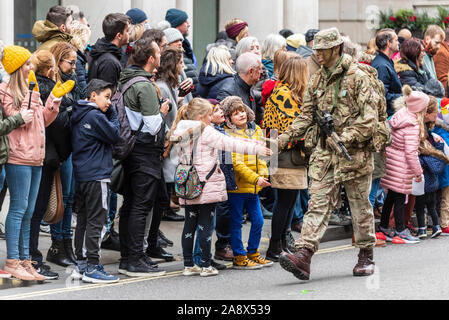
top-left (70, 79), bottom-right (121, 283)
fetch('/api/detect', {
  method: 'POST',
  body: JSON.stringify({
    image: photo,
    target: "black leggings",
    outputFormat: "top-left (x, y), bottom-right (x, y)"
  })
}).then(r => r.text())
top-left (381, 189), bottom-right (406, 232)
top-left (182, 203), bottom-right (216, 268)
top-left (415, 192), bottom-right (440, 228)
top-left (271, 189), bottom-right (299, 241)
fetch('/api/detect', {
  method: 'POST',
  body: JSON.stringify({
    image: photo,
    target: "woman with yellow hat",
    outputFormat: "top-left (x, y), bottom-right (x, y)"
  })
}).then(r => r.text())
top-left (0, 44), bottom-right (74, 281)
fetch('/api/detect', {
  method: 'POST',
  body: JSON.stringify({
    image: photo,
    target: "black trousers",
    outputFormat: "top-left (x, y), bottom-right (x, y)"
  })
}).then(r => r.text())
top-left (381, 189), bottom-right (406, 232)
top-left (182, 203), bottom-right (216, 268)
top-left (215, 201), bottom-right (230, 250)
top-left (119, 169), bottom-right (162, 263)
top-left (271, 189), bottom-right (299, 241)
top-left (74, 180), bottom-right (109, 265)
top-left (415, 192), bottom-right (440, 228)
top-left (146, 178), bottom-right (169, 249)
top-left (30, 164), bottom-right (58, 265)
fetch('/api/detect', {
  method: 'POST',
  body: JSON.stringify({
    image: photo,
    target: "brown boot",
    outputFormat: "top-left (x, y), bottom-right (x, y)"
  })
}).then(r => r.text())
top-left (353, 248), bottom-right (375, 276)
top-left (279, 247), bottom-right (313, 280)
top-left (4, 259), bottom-right (35, 281)
top-left (21, 260), bottom-right (46, 281)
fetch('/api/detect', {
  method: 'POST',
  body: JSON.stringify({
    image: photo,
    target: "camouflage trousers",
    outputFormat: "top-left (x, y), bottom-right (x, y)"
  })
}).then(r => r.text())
top-left (295, 169), bottom-right (376, 253)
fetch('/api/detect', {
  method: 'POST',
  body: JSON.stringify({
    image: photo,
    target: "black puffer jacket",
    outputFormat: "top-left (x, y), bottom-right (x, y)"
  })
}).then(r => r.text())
top-left (394, 58), bottom-right (430, 91)
top-left (216, 74), bottom-right (264, 124)
top-left (197, 64), bottom-right (234, 99)
top-left (87, 37), bottom-right (123, 86)
top-left (183, 53), bottom-right (199, 97)
top-left (75, 50), bottom-right (88, 99)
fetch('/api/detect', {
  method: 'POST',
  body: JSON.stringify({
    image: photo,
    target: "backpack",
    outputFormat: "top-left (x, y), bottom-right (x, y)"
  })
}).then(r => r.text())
top-left (174, 136), bottom-right (217, 200)
top-left (345, 62), bottom-right (391, 152)
top-left (111, 76), bottom-right (150, 160)
top-left (311, 61), bottom-right (391, 153)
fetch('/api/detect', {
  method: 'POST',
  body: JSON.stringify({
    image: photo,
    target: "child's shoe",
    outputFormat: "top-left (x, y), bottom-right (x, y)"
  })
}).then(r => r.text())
top-left (183, 265), bottom-right (202, 276)
top-left (417, 228), bottom-right (427, 239)
top-left (232, 255), bottom-right (263, 270)
top-left (71, 260), bottom-right (87, 280)
top-left (200, 266), bottom-right (219, 277)
top-left (378, 226), bottom-right (395, 242)
top-left (247, 251), bottom-right (273, 267)
top-left (431, 225), bottom-right (442, 239)
top-left (395, 228), bottom-right (420, 244)
top-left (4, 259), bottom-right (34, 281)
top-left (82, 264), bottom-right (119, 284)
top-left (0, 268), bottom-right (11, 279)
top-left (441, 226), bottom-right (449, 236)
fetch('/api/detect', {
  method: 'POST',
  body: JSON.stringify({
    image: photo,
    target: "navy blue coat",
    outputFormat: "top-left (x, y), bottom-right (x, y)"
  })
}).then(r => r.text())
top-left (214, 123), bottom-right (238, 191)
top-left (197, 64), bottom-right (234, 100)
top-left (371, 52), bottom-right (402, 116)
top-left (419, 135), bottom-right (446, 193)
top-left (71, 100), bottom-right (120, 183)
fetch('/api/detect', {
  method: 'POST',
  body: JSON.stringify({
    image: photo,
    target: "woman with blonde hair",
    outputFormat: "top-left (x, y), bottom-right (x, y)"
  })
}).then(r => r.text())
top-left (0, 44), bottom-right (73, 280)
top-left (70, 19), bottom-right (91, 99)
top-left (261, 34), bottom-right (287, 78)
top-left (263, 55), bottom-right (308, 261)
top-left (198, 46), bottom-right (235, 100)
top-left (225, 18), bottom-right (249, 43)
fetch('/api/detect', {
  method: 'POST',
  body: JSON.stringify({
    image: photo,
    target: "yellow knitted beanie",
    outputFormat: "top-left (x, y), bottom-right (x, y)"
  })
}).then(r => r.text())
top-left (1, 45), bottom-right (32, 75)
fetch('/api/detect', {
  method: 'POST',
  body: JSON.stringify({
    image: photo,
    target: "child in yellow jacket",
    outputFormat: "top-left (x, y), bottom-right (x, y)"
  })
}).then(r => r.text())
top-left (221, 96), bottom-right (273, 269)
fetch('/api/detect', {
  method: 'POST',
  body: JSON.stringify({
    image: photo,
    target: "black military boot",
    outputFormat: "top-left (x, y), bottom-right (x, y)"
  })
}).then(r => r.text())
top-left (353, 248), bottom-right (375, 276)
top-left (46, 238), bottom-right (74, 267)
top-left (266, 239), bottom-right (282, 262)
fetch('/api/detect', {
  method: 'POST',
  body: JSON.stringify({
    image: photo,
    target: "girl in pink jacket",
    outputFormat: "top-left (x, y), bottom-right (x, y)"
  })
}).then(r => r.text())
top-left (0, 45), bottom-right (73, 281)
top-left (169, 98), bottom-right (271, 277)
top-left (379, 85), bottom-right (427, 244)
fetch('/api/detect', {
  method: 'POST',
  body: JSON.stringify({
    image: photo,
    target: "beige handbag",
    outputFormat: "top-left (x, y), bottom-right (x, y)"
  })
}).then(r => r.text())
top-left (43, 168), bottom-right (64, 224)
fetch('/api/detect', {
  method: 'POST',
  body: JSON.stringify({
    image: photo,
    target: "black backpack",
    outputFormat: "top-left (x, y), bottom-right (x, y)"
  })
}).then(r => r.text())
top-left (111, 76), bottom-right (150, 160)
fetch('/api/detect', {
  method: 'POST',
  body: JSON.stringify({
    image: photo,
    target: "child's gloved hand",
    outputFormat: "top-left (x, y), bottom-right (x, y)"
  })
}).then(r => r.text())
top-left (27, 70), bottom-right (39, 93)
top-left (51, 80), bottom-right (75, 98)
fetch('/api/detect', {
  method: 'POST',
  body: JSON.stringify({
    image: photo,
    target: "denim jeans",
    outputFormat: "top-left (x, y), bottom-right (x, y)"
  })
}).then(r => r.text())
top-left (50, 156), bottom-right (74, 241)
top-left (0, 166), bottom-right (5, 194)
top-left (369, 178), bottom-right (381, 208)
top-left (5, 164), bottom-right (42, 260)
top-left (107, 192), bottom-right (118, 232)
top-left (227, 193), bottom-right (264, 256)
top-left (290, 189), bottom-right (308, 226)
top-left (214, 201), bottom-right (230, 250)
top-left (193, 212), bottom-right (216, 266)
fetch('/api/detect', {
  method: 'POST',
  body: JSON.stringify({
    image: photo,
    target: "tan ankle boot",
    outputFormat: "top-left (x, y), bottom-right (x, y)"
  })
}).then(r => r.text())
top-left (21, 260), bottom-right (46, 281)
top-left (4, 259), bottom-right (35, 281)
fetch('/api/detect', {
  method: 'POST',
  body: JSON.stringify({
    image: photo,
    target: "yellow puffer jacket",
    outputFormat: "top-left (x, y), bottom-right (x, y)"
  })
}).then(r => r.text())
top-left (225, 123), bottom-right (269, 194)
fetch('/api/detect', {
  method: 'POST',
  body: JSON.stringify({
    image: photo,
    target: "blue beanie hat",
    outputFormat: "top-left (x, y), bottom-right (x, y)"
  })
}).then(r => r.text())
top-left (165, 8), bottom-right (188, 28)
top-left (126, 8), bottom-right (148, 25)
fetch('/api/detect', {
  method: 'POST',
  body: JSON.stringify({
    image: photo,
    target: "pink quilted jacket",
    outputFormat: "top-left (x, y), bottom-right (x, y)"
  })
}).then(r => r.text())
top-left (380, 107), bottom-right (423, 195)
top-left (173, 120), bottom-right (264, 205)
top-left (0, 83), bottom-right (60, 166)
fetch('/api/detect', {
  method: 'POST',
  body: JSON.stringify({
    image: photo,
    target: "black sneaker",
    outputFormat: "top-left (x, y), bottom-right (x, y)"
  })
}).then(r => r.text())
top-left (35, 264), bottom-right (59, 280)
top-left (118, 259), bottom-right (128, 275)
top-left (126, 258), bottom-right (166, 277)
top-left (211, 260), bottom-right (227, 270)
top-left (158, 230), bottom-right (173, 247)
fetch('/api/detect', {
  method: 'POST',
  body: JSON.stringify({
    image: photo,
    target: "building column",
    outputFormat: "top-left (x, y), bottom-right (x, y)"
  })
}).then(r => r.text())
top-left (0, 0), bottom-right (14, 45)
top-left (283, 0), bottom-right (319, 33)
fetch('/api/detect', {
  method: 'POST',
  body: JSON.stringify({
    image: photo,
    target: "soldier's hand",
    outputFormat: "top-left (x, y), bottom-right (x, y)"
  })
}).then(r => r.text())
top-left (326, 136), bottom-right (341, 154)
top-left (256, 177), bottom-right (271, 188)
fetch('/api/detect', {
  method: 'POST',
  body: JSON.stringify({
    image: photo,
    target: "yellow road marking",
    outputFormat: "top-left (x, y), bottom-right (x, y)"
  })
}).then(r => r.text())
top-left (0, 244), bottom-right (354, 300)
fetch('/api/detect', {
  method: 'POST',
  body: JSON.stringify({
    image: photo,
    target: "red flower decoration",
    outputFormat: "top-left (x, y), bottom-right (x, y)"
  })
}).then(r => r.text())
top-left (408, 16), bottom-right (417, 22)
top-left (389, 16), bottom-right (397, 22)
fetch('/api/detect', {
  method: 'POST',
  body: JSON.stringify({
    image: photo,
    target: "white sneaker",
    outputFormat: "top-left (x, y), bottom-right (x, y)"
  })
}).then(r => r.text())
top-left (200, 266), bottom-right (219, 277)
top-left (183, 265), bottom-right (202, 276)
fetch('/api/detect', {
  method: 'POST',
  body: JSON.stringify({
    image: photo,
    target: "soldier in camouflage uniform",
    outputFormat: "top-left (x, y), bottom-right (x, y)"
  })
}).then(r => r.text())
top-left (277, 28), bottom-right (378, 280)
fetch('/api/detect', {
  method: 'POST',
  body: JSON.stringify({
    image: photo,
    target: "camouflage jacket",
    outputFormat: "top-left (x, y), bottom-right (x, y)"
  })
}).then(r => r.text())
top-left (278, 54), bottom-right (377, 183)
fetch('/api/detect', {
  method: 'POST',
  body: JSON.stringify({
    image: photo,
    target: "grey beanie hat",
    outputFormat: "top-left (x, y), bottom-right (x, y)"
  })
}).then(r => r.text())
top-left (423, 78), bottom-right (445, 98)
top-left (163, 27), bottom-right (184, 44)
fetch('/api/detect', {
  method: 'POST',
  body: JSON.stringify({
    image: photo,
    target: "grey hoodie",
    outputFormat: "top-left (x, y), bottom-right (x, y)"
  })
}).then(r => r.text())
top-left (296, 45), bottom-right (314, 59)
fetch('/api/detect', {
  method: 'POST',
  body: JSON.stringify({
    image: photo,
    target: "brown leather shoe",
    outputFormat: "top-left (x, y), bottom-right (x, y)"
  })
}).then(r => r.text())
top-left (353, 248), bottom-right (375, 276)
top-left (279, 247), bottom-right (313, 280)
top-left (214, 245), bottom-right (234, 261)
top-left (375, 239), bottom-right (386, 247)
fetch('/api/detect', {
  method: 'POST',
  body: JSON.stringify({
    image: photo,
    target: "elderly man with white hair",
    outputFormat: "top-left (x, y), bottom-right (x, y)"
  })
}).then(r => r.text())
top-left (217, 52), bottom-right (264, 123)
